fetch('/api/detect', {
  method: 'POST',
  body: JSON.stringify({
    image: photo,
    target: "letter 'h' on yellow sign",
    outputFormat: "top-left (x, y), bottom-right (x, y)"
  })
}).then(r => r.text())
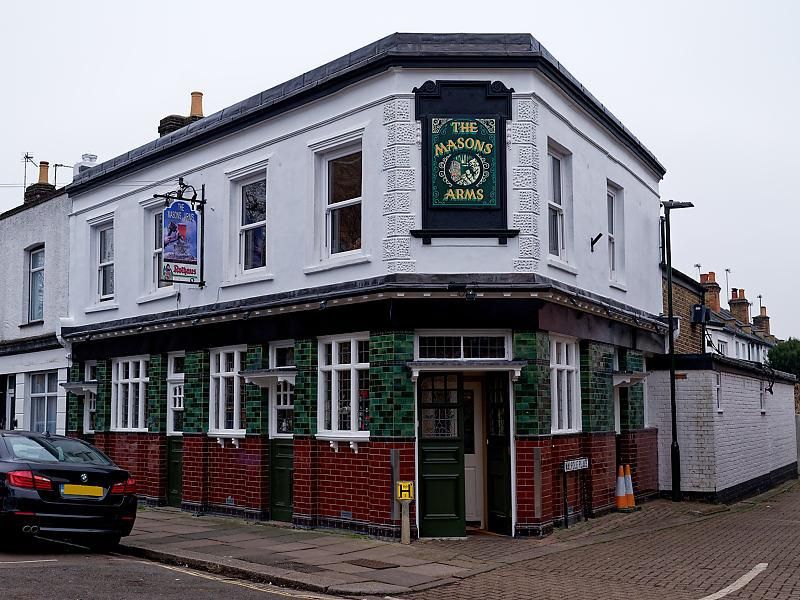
top-left (396, 481), bottom-right (414, 501)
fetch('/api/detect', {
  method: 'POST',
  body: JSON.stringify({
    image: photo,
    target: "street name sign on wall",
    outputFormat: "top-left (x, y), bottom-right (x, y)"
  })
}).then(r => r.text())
top-left (563, 457), bottom-right (589, 472)
top-left (162, 200), bottom-right (201, 284)
top-left (431, 117), bottom-right (497, 208)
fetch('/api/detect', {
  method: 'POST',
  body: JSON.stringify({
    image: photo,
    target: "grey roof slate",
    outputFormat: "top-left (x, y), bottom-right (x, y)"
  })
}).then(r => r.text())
top-left (68, 33), bottom-right (665, 195)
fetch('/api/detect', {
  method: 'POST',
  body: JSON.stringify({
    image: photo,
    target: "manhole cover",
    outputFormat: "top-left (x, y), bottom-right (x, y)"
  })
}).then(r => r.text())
top-left (347, 559), bottom-right (398, 570)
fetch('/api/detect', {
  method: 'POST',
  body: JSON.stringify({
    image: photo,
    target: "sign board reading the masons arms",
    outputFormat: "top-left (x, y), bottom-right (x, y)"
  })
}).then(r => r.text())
top-left (162, 199), bottom-right (202, 284)
top-left (431, 117), bottom-right (498, 208)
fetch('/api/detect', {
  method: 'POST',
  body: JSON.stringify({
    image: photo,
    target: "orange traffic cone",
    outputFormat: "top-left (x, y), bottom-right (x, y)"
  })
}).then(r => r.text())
top-left (615, 465), bottom-right (628, 511)
top-left (624, 464), bottom-right (636, 509)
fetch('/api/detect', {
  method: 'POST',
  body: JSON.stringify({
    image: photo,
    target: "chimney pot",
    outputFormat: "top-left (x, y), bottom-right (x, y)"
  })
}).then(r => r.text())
top-left (38, 161), bottom-right (49, 184)
top-left (700, 273), bottom-right (709, 284)
top-left (731, 288), bottom-right (738, 300)
top-left (739, 288), bottom-right (746, 301)
top-left (190, 91), bottom-right (204, 118)
top-left (760, 306), bottom-right (767, 317)
top-left (708, 271), bottom-right (716, 282)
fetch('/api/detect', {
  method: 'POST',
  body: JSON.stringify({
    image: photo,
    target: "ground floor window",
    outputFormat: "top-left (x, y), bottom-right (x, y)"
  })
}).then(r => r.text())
top-left (270, 341), bottom-right (295, 438)
top-left (29, 371), bottom-right (58, 433)
top-left (550, 336), bottom-right (581, 433)
top-left (318, 334), bottom-right (369, 435)
top-left (111, 357), bottom-right (149, 431)
top-left (84, 393), bottom-right (97, 433)
top-left (167, 353), bottom-right (185, 435)
top-left (417, 332), bottom-right (509, 360)
top-left (209, 347), bottom-right (246, 434)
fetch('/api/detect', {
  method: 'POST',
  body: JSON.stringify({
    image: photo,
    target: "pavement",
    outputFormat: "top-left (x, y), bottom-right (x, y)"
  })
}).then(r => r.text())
top-left (119, 494), bottom-right (730, 597)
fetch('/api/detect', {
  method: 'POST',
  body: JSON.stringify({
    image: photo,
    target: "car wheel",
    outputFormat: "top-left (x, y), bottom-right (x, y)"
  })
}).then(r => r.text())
top-left (87, 534), bottom-right (121, 553)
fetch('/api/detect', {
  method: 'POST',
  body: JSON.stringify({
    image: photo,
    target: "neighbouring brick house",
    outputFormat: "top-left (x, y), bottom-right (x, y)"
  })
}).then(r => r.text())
top-left (649, 267), bottom-right (796, 501)
top-left (61, 33), bottom-right (668, 539)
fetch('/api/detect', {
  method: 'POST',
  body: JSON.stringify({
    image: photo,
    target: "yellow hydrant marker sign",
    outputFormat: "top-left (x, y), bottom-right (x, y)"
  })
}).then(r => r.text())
top-left (396, 481), bottom-right (414, 501)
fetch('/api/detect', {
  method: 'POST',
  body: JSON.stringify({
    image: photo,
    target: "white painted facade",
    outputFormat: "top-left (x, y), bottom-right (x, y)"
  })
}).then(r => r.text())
top-left (707, 326), bottom-right (771, 364)
top-left (647, 368), bottom-right (796, 496)
top-left (0, 193), bottom-right (70, 434)
top-left (66, 68), bottom-right (663, 330)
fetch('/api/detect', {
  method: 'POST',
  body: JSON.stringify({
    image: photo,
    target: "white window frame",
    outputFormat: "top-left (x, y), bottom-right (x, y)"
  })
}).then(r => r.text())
top-left (324, 145), bottom-right (363, 258)
top-left (317, 333), bottom-right (370, 440)
top-left (151, 208), bottom-right (171, 291)
top-left (715, 372), bottom-right (723, 413)
top-left (238, 174), bottom-right (268, 272)
top-left (29, 371), bottom-right (58, 434)
top-left (97, 222), bottom-right (115, 302)
top-left (209, 346), bottom-right (247, 437)
top-left (414, 330), bottom-right (512, 361)
top-left (83, 360), bottom-right (98, 434)
top-left (28, 245), bottom-right (45, 322)
top-left (759, 380), bottom-right (766, 413)
top-left (269, 340), bottom-right (295, 439)
top-left (167, 352), bottom-right (185, 436)
top-left (550, 336), bottom-right (581, 434)
top-left (547, 152), bottom-right (566, 260)
top-left (718, 340), bottom-right (728, 356)
top-left (111, 356), bottom-right (149, 432)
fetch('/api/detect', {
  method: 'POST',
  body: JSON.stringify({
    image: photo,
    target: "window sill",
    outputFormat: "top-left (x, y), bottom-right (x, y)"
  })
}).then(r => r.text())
top-left (316, 431), bottom-right (370, 453)
top-left (136, 287), bottom-right (178, 305)
top-left (551, 429), bottom-right (582, 436)
top-left (85, 302), bottom-right (119, 314)
top-left (209, 428), bottom-right (247, 447)
top-left (717, 409), bottom-right (724, 414)
top-left (110, 427), bottom-right (149, 433)
top-left (167, 432), bottom-right (183, 437)
top-left (760, 410), bottom-right (767, 415)
top-left (220, 272), bottom-right (274, 288)
top-left (271, 433), bottom-right (294, 440)
top-left (304, 253), bottom-right (371, 275)
top-left (547, 257), bottom-right (578, 276)
top-left (19, 320), bottom-right (44, 329)
top-left (609, 280), bottom-right (627, 292)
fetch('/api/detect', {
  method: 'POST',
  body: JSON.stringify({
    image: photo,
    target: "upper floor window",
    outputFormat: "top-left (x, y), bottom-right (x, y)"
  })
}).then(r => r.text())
top-left (318, 334), bottom-right (369, 436)
top-left (326, 149), bottom-right (362, 255)
top-left (152, 210), bottom-right (170, 289)
top-left (209, 347), bottom-right (246, 434)
top-left (718, 340), bottom-right (728, 356)
top-left (97, 223), bottom-right (115, 301)
top-left (111, 357), bottom-right (149, 431)
top-left (548, 154), bottom-right (564, 258)
top-left (240, 178), bottom-right (267, 271)
top-left (607, 190), bottom-right (617, 278)
top-left (167, 353), bottom-right (185, 435)
top-left (29, 371), bottom-right (58, 434)
top-left (550, 336), bottom-right (581, 433)
top-left (28, 246), bottom-right (45, 322)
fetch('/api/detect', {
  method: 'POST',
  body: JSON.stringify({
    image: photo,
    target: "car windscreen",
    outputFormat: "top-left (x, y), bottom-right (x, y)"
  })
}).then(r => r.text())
top-left (4, 436), bottom-right (112, 466)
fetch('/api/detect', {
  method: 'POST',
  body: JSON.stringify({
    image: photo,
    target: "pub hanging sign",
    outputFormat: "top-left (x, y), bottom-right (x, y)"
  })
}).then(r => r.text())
top-left (162, 199), bottom-right (201, 284)
top-left (431, 117), bottom-right (497, 208)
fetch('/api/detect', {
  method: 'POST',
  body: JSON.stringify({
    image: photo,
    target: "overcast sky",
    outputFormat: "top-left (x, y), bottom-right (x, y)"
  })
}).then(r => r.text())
top-left (2, 0), bottom-right (797, 337)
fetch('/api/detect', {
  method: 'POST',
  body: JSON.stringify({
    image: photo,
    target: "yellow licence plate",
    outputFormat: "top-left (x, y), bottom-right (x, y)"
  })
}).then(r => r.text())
top-left (61, 484), bottom-right (104, 497)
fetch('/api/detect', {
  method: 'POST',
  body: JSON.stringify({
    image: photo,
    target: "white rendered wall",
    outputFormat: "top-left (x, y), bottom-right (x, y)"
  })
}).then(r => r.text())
top-left (67, 68), bottom-right (663, 331)
top-left (647, 370), bottom-right (717, 492)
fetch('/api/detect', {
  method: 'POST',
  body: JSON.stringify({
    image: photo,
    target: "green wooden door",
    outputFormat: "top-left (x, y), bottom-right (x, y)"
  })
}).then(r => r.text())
top-left (166, 437), bottom-right (183, 508)
top-left (270, 439), bottom-right (294, 522)
top-left (418, 374), bottom-right (465, 537)
top-left (486, 373), bottom-right (512, 535)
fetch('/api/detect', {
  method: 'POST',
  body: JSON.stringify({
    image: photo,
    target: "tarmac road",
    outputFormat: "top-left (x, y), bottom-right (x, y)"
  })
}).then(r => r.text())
top-left (0, 537), bottom-right (343, 600)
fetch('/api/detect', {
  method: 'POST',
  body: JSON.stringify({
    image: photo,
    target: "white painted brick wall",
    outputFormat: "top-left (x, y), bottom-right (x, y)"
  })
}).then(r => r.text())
top-left (647, 370), bottom-right (717, 492)
top-left (714, 375), bottom-right (796, 490)
top-left (648, 369), bottom-right (797, 495)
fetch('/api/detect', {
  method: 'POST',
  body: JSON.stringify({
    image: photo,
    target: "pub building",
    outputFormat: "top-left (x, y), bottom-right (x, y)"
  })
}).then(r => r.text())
top-left (63, 33), bottom-right (666, 538)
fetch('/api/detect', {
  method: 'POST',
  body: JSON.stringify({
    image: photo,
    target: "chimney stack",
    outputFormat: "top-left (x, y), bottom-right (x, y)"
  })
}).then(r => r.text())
top-left (73, 153), bottom-right (98, 178)
top-left (24, 160), bottom-right (57, 203)
top-left (752, 305), bottom-right (771, 337)
top-left (700, 271), bottom-right (721, 313)
top-left (159, 91), bottom-right (205, 137)
top-left (729, 287), bottom-right (750, 324)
